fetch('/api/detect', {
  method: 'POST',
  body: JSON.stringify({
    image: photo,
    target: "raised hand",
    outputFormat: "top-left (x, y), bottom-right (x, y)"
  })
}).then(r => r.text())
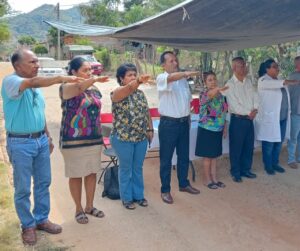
top-left (208, 86), bottom-right (229, 99)
top-left (96, 76), bottom-right (110, 83)
top-left (185, 71), bottom-right (200, 78)
top-left (284, 79), bottom-right (300, 85)
top-left (138, 74), bottom-right (152, 84)
top-left (62, 76), bottom-right (85, 83)
top-left (219, 86), bottom-right (229, 92)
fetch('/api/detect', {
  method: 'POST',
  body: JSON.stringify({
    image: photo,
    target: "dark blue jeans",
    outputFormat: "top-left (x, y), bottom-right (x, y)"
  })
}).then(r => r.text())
top-left (229, 115), bottom-right (255, 178)
top-left (159, 117), bottom-right (190, 193)
top-left (262, 119), bottom-right (287, 170)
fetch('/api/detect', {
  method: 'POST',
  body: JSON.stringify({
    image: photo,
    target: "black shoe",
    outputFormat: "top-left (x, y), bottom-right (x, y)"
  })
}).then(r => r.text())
top-left (232, 176), bottom-right (243, 183)
top-left (272, 165), bottom-right (285, 173)
top-left (241, 171), bottom-right (257, 179)
top-left (265, 168), bottom-right (275, 175)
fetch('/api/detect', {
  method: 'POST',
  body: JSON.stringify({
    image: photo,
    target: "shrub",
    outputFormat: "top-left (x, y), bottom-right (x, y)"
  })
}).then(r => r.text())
top-left (94, 48), bottom-right (111, 71)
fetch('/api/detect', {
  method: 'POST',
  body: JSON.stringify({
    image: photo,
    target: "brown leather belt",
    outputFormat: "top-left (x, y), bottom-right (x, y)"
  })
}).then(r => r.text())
top-left (7, 130), bottom-right (45, 139)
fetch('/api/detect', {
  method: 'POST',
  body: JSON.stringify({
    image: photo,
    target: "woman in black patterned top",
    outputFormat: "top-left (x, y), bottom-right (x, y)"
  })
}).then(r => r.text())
top-left (110, 63), bottom-right (153, 210)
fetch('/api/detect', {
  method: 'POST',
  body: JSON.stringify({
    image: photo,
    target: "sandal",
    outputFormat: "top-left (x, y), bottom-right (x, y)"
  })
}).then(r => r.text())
top-left (207, 183), bottom-right (218, 189)
top-left (122, 201), bottom-right (136, 210)
top-left (134, 198), bottom-right (148, 207)
top-left (215, 181), bottom-right (226, 188)
top-left (85, 207), bottom-right (105, 218)
top-left (75, 211), bottom-right (89, 224)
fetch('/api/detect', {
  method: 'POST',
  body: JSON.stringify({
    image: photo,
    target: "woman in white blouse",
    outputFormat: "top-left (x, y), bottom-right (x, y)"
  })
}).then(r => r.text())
top-left (256, 59), bottom-right (299, 175)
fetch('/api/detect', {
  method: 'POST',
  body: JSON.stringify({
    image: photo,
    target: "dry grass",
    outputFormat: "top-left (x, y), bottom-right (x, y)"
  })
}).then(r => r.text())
top-left (0, 163), bottom-right (23, 251)
top-left (0, 163), bottom-right (71, 251)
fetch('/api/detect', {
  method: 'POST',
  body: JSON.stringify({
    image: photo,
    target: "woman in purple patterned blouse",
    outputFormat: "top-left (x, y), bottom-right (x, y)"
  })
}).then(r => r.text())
top-left (59, 57), bottom-right (109, 224)
top-left (195, 71), bottom-right (228, 189)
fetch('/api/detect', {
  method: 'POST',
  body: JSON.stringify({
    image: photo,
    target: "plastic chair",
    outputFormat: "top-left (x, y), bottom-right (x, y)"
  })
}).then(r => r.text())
top-left (190, 98), bottom-right (200, 114)
top-left (145, 108), bottom-right (160, 159)
top-left (101, 113), bottom-right (114, 124)
top-left (149, 107), bottom-right (160, 118)
top-left (98, 113), bottom-right (118, 184)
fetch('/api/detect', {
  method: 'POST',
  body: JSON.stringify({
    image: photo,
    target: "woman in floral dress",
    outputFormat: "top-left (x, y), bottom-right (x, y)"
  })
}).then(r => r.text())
top-left (195, 71), bottom-right (228, 189)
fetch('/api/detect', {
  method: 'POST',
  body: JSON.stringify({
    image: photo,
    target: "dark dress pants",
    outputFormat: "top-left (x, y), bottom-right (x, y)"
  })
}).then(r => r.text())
top-left (159, 117), bottom-right (190, 193)
top-left (229, 115), bottom-right (255, 178)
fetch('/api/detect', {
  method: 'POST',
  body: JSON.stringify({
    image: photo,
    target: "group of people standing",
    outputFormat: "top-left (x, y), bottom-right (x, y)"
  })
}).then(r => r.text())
top-left (2, 48), bottom-right (300, 246)
top-left (196, 56), bottom-right (300, 187)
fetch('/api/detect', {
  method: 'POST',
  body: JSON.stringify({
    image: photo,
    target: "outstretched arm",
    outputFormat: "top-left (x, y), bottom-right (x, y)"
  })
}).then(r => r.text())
top-left (111, 74), bottom-right (151, 102)
top-left (61, 76), bottom-right (109, 100)
top-left (167, 71), bottom-right (200, 83)
top-left (19, 75), bottom-right (83, 92)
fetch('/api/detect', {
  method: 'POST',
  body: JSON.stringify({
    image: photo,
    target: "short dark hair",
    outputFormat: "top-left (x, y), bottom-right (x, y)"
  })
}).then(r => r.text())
top-left (159, 51), bottom-right (174, 65)
top-left (294, 56), bottom-right (300, 62)
top-left (232, 56), bottom-right (245, 63)
top-left (202, 71), bottom-right (216, 83)
top-left (258, 58), bottom-right (276, 77)
top-left (68, 57), bottom-right (87, 75)
top-left (11, 50), bottom-right (24, 68)
top-left (116, 63), bottom-right (137, 85)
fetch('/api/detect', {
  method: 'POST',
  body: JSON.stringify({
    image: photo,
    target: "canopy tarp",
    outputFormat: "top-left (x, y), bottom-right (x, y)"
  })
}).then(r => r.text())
top-left (45, 0), bottom-right (300, 51)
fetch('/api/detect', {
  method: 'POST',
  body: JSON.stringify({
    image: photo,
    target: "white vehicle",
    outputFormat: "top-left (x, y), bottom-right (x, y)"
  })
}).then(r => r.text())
top-left (37, 57), bottom-right (67, 76)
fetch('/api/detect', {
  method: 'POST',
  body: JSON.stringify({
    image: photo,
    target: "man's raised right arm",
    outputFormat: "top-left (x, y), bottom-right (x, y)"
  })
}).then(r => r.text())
top-left (167, 71), bottom-right (200, 83)
top-left (19, 75), bottom-right (81, 92)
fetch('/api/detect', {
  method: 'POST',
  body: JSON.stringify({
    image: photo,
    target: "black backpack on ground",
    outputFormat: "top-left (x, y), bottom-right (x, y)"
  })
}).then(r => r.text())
top-left (101, 165), bottom-right (120, 200)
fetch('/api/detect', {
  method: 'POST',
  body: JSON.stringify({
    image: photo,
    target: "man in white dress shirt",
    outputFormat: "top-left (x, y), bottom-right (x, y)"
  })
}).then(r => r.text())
top-left (156, 51), bottom-right (200, 204)
top-left (222, 57), bottom-right (258, 182)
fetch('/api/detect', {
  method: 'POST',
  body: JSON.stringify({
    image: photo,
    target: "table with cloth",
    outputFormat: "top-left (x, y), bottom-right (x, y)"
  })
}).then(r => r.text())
top-left (149, 114), bottom-right (260, 180)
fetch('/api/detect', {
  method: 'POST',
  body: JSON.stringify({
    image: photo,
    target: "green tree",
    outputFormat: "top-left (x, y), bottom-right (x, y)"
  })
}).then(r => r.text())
top-left (74, 36), bottom-right (92, 45)
top-left (94, 47), bottom-right (111, 70)
top-left (47, 27), bottom-right (66, 46)
top-left (124, 0), bottom-right (144, 11)
top-left (79, 0), bottom-right (183, 27)
top-left (18, 35), bottom-right (36, 46)
top-left (146, 0), bottom-right (183, 12)
top-left (123, 4), bottom-right (150, 25)
top-left (0, 22), bottom-right (9, 43)
top-left (33, 44), bottom-right (48, 55)
top-left (0, 0), bottom-right (10, 44)
top-left (80, 1), bottom-right (122, 27)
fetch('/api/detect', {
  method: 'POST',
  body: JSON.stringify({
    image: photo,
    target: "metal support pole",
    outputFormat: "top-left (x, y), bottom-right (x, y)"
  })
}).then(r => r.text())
top-left (57, 3), bottom-right (61, 60)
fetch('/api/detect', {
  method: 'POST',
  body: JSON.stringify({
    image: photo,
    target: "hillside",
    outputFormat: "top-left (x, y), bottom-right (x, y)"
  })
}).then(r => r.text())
top-left (7, 4), bottom-right (84, 41)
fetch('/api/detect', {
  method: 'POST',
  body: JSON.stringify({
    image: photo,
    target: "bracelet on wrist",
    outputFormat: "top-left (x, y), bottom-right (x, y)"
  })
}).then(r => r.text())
top-left (147, 129), bottom-right (154, 132)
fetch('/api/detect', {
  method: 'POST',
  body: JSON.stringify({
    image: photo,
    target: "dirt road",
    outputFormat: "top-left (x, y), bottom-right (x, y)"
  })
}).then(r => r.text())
top-left (1, 62), bottom-right (300, 251)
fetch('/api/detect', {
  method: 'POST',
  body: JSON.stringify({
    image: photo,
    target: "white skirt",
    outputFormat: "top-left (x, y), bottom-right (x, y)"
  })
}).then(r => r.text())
top-left (60, 145), bottom-right (102, 178)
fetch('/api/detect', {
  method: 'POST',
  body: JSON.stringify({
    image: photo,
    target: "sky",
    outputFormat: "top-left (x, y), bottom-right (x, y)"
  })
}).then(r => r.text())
top-left (8, 0), bottom-right (91, 13)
